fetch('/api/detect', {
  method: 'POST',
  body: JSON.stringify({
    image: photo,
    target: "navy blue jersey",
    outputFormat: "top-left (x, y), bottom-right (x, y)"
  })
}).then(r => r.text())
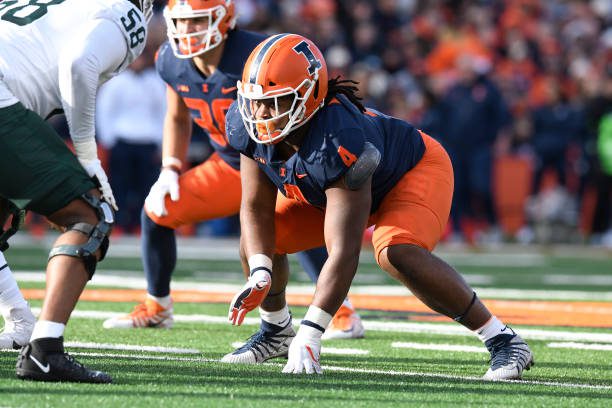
top-left (227, 94), bottom-right (426, 213)
top-left (156, 29), bottom-right (267, 169)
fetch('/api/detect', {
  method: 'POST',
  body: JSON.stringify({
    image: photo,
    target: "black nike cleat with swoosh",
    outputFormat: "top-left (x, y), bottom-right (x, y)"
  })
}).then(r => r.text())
top-left (16, 337), bottom-right (112, 383)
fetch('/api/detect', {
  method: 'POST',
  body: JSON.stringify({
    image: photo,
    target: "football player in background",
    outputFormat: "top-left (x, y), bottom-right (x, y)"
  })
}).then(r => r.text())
top-left (103, 0), bottom-right (365, 362)
top-left (0, 0), bottom-right (153, 383)
top-left (226, 33), bottom-right (534, 380)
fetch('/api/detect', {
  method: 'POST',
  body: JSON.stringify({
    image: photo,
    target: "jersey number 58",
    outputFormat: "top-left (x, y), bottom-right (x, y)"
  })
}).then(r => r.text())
top-left (120, 8), bottom-right (146, 49)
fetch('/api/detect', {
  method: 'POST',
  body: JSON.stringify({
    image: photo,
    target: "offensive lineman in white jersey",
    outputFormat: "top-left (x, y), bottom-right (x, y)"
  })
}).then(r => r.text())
top-left (0, 0), bottom-right (152, 383)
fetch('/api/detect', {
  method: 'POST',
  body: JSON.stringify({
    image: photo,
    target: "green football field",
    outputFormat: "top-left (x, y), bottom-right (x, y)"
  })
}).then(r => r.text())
top-left (0, 236), bottom-right (611, 407)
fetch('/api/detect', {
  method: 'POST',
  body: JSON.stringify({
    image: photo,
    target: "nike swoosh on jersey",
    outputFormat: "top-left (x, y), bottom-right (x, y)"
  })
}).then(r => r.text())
top-left (296, 173), bottom-right (308, 179)
top-left (221, 86), bottom-right (237, 94)
top-left (29, 355), bottom-right (50, 373)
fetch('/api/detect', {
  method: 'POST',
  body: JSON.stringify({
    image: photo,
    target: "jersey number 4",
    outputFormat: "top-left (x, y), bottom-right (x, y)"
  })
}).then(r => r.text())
top-left (0, 0), bottom-right (65, 26)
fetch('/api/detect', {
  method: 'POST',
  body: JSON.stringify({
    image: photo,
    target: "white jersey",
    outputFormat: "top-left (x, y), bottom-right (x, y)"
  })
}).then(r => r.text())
top-left (0, 0), bottom-right (146, 119)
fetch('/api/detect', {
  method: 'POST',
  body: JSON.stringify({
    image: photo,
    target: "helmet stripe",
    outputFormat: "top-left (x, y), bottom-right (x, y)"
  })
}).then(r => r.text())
top-left (248, 33), bottom-right (290, 84)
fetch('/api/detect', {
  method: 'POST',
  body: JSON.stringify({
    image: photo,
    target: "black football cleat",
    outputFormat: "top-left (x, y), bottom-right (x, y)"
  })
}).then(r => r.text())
top-left (16, 337), bottom-right (112, 383)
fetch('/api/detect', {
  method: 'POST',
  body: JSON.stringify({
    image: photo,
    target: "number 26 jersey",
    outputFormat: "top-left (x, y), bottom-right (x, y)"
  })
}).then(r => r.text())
top-left (155, 28), bottom-right (267, 170)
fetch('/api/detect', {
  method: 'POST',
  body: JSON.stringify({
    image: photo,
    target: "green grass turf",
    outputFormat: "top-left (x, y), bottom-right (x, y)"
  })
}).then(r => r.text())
top-left (1, 301), bottom-right (611, 407)
top-left (1, 243), bottom-right (611, 406)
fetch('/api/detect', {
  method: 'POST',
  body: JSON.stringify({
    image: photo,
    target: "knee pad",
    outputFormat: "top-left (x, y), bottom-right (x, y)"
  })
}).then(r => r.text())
top-left (48, 193), bottom-right (114, 279)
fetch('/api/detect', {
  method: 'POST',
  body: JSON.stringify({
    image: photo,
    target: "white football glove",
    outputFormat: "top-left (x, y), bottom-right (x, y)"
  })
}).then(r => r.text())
top-left (73, 138), bottom-right (117, 210)
top-left (282, 324), bottom-right (323, 374)
top-left (144, 168), bottom-right (180, 217)
top-left (78, 158), bottom-right (118, 211)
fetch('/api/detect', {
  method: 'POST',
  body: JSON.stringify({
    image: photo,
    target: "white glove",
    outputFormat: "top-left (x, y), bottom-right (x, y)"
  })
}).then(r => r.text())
top-left (144, 168), bottom-right (180, 217)
top-left (73, 138), bottom-right (117, 210)
top-left (282, 324), bottom-right (323, 374)
top-left (79, 158), bottom-right (117, 210)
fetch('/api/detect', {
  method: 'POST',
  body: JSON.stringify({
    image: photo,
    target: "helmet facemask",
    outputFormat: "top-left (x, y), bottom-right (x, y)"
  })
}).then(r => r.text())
top-left (238, 78), bottom-right (318, 144)
top-left (237, 77), bottom-right (321, 145)
top-left (164, 4), bottom-right (229, 59)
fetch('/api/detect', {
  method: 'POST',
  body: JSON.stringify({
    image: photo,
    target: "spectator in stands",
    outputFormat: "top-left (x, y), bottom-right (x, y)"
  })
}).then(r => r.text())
top-left (437, 54), bottom-right (511, 241)
top-left (529, 78), bottom-right (586, 194)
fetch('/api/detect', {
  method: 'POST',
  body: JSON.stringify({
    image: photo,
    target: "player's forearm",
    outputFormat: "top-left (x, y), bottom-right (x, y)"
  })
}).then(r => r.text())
top-left (239, 203), bottom-right (276, 259)
top-left (162, 117), bottom-right (192, 166)
top-left (315, 179), bottom-right (372, 315)
top-left (239, 154), bottom-right (278, 258)
top-left (59, 19), bottom-right (127, 156)
top-left (311, 250), bottom-right (360, 315)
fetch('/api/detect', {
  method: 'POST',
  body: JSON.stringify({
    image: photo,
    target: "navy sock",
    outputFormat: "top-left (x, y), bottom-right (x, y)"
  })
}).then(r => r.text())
top-left (296, 246), bottom-right (327, 283)
top-left (141, 208), bottom-right (176, 297)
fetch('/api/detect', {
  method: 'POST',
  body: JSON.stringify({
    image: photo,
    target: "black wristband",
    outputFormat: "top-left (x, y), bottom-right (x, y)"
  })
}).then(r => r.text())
top-left (301, 319), bottom-right (326, 333)
top-left (250, 266), bottom-right (272, 276)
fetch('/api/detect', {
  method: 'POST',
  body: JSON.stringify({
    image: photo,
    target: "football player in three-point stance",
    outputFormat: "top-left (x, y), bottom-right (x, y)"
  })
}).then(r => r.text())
top-left (102, 0), bottom-right (364, 362)
top-left (0, 0), bottom-right (153, 383)
top-left (226, 33), bottom-right (534, 380)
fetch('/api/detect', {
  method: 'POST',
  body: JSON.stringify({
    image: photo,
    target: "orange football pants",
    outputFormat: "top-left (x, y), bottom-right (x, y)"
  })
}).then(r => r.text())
top-left (145, 153), bottom-right (242, 228)
top-left (146, 153), bottom-right (323, 239)
top-left (273, 133), bottom-right (454, 266)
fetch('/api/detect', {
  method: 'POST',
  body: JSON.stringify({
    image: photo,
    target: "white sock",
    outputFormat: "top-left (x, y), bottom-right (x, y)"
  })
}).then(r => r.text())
top-left (30, 320), bottom-right (65, 340)
top-left (259, 305), bottom-right (291, 326)
top-left (147, 293), bottom-right (172, 309)
top-left (475, 316), bottom-right (507, 342)
top-left (0, 252), bottom-right (28, 314)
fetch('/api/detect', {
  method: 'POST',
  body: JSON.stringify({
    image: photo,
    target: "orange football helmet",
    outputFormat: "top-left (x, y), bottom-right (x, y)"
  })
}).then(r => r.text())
top-left (237, 34), bottom-right (328, 144)
top-left (164, 0), bottom-right (236, 59)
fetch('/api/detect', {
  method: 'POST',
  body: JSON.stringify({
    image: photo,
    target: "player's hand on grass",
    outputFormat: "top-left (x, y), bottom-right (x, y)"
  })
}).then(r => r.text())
top-left (228, 269), bottom-right (271, 325)
top-left (283, 325), bottom-right (323, 374)
top-left (145, 168), bottom-right (180, 217)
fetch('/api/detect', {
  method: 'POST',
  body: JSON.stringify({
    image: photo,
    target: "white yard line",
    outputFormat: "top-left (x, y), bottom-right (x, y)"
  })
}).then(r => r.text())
top-left (43, 308), bottom-right (612, 343)
top-left (547, 342), bottom-right (612, 351)
top-left (391, 340), bottom-right (612, 354)
top-left (15, 271), bottom-right (612, 300)
top-left (230, 342), bottom-right (369, 356)
top-left (64, 341), bottom-right (200, 354)
top-left (391, 342), bottom-right (486, 353)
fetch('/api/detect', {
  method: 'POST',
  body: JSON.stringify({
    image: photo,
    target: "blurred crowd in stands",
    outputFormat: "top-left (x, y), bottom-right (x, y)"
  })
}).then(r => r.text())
top-left (47, 0), bottom-right (612, 246)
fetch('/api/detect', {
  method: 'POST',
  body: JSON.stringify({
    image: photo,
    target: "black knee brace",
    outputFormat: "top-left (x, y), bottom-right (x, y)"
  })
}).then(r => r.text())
top-left (47, 193), bottom-right (114, 279)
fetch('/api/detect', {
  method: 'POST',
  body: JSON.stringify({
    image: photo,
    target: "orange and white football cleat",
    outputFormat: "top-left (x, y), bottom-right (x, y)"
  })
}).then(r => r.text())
top-left (103, 297), bottom-right (173, 329)
top-left (321, 303), bottom-right (365, 340)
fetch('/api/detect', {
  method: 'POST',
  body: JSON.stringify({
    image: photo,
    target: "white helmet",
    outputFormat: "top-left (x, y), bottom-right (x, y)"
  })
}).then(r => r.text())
top-left (163, 0), bottom-right (236, 59)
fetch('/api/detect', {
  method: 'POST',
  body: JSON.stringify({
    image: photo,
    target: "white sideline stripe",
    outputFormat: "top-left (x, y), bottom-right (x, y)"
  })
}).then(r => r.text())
top-left (230, 342), bottom-right (369, 355)
top-left (15, 271), bottom-right (612, 301)
top-left (547, 342), bottom-right (612, 351)
top-left (6, 350), bottom-right (607, 391)
top-left (52, 308), bottom-right (612, 343)
top-left (543, 275), bottom-right (612, 285)
top-left (391, 342), bottom-right (486, 353)
top-left (64, 341), bottom-right (199, 354)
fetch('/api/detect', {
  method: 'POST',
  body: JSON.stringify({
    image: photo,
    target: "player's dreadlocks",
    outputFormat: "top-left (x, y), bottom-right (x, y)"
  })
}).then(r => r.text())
top-left (325, 76), bottom-right (366, 113)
